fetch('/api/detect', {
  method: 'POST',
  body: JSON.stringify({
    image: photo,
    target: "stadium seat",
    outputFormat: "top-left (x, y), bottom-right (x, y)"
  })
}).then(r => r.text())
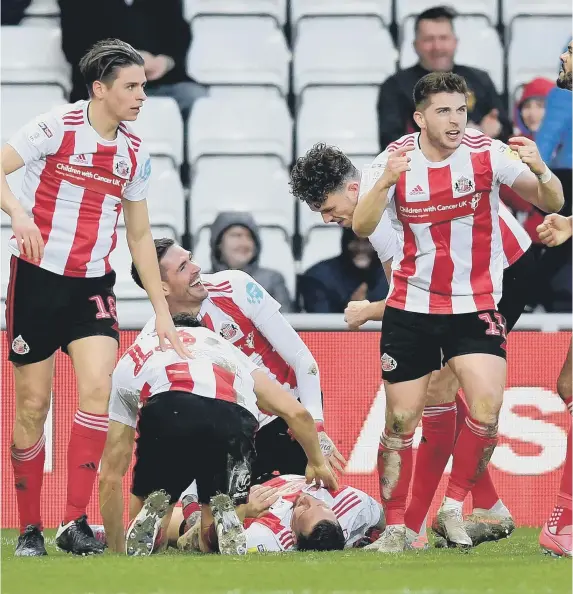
top-left (188, 94), bottom-right (293, 166)
top-left (188, 16), bottom-right (290, 95)
top-left (192, 226), bottom-right (296, 300)
top-left (396, 0), bottom-right (498, 23)
top-left (293, 17), bottom-right (397, 94)
top-left (1, 85), bottom-right (66, 145)
top-left (1, 27), bottom-right (70, 91)
top-left (110, 225), bottom-right (178, 300)
top-left (301, 225), bottom-right (342, 272)
top-left (290, 0), bottom-right (392, 27)
top-left (296, 86), bottom-right (379, 158)
top-left (189, 157), bottom-right (294, 235)
top-left (399, 16), bottom-right (504, 93)
top-left (508, 17), bottom-right (572, 99)
top-left (503, 0), bottom-right (572, 21)
top-left (146, 159), bottom-right (186, 236)
top-left (184, 0), bottom-right (286, 24)
top-left (130, 97), bottom-right (184, 165)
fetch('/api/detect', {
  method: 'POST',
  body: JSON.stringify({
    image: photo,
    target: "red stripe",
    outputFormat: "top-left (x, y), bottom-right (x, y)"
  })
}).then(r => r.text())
top-left (6, 256), bottom-right (19, 347)
top-left (31, 130), bottom-right (76, 253)
top-left (65, 109), bottom-right (83, 116)
top-left (387, 136), bottom-right (415, 151)
top-left (213, 364), bottom-right (237, 403)
top-left (64, 143), bottom-right (117, 276)
top-left (204, 280), bottom-right (232, 289)
top-left (428, 166), bottom-right (454, 314)
top-left (332, 492), bottom-right (357, 514)
top-left (470, 151), bottom-right (495, 311)
top-left (335, 498), bottom-right (361, 519)
top-left (104, 202), bottom-right (122, 274)
top-left (387, 174), bottom-right (416, 309)
top-left (499, 215), bottom-right (522, 267)
top-left (201, 313), bottom-right (215, 331)
top-left (461, 141), bottom-right (492, 149)
top-left (63, 114), bottom-right (83, 121)
top-left (62, 121), bottom-right (84, 126)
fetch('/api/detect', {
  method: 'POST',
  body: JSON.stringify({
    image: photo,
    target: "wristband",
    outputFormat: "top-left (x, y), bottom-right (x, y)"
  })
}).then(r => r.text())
top-left (315, 421), bottom-right (325, 433)
top-left (537, 165), bottom-right (552, 184)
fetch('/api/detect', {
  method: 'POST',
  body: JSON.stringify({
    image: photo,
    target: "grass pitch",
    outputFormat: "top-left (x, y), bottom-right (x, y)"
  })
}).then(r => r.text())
top-left (1, 528), bottom-right (571, 594)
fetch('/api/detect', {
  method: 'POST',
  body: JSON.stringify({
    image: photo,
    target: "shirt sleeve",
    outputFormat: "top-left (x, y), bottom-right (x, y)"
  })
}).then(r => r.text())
top-left (122, 145), bottom-right (151, 202)
top-left (7, 110), bottom-right (64, 165)
top-left (490, 139), bottom-right (529, 187)
top-left (108, 367), bottom-right (139, 429)
top-left (229, 270), bottom-right (282, 328)
top-left (368, 210), bottom-right (397, 264)
top-left (344, 494), bottom-right (383, 549)
top-left (245, 522), bottom-right (282, 553)
top-left (359, 150), bottom-right (395, 202)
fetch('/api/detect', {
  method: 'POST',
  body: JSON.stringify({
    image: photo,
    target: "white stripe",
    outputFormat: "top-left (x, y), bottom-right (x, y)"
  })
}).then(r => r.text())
top-left (12, 435), bottom-right (46, 461)
top-left (85, 193), bottom-right (121, 276)
top-left (450, 216), bottom-right (474, 314)
top-left (405, 224), bottom-right (432, 313)
top-left (76, 410), bottom-right (109, 423)
top-left (489, 191), bottom-right (504, 305)
top-left (74, 418), bottom-right (108, 432)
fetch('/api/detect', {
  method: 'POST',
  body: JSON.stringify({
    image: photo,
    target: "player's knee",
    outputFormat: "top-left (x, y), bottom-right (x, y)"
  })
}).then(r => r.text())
top-left (78, 377), bottom-right (112, 411)
top-left (386, 409), bottom-right (420, 434)
top-left (469, 393), bottom-right (502, 425)
top-left (15, 390), bottom-right (50, 429)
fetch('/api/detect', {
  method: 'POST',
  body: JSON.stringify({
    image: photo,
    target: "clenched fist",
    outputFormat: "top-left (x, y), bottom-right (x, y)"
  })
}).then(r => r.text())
top-left (536, 213), bottom-right (573, 247)
top-left (344, 300), bottom-right (371, 330)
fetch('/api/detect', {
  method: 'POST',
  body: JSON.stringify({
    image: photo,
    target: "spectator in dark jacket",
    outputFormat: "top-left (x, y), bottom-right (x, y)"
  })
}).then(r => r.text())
top-left (300, 229), bottom-right (389, 314)
top-left (209, 212), bottom-right (293, 312)
top-left (377, 5), bottom-right (511, 149)
top-left (59, 0), bottom-right (207, 116)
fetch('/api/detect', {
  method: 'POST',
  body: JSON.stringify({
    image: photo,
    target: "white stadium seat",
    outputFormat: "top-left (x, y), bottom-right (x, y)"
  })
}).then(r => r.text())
top-left (188, 16), bottom-right (290, 95)
top-left (508, 17), bottom-right (572, 99)
top-left (396, 0), bottom-right (498, 23)
top-left (1, 226), bottom-right (14, 300)
top-left (503, 0), bottom-right (572, 21)
top-left (296, 86), bottom-right (379, 158)
top-left (293, 17), bottom-right (397, 94)
top-left (184, 0), bottom-right (286, 24)
top-left (188, 94), bottom-right (292, 166)
top-left (192, 226), bottom-right (296, 300)
top-left (1, 27), bottom-right (70, 91)
top-left (1, 85), bottom-right (66, 144)
top-left (130, 97), bottom-right (184, 165)
top-left (290, 0), bottom-right (392, 27)
top-left (110, 225), bottom-right (178, 300)
top-left (189, 157), bottom-right (294, 235)
top-left (145, 160), bottom-right (186, 236)
top-left (400, 16), bottom-right (504, 93)
top-left (301, 225), bottom-right (342, 272)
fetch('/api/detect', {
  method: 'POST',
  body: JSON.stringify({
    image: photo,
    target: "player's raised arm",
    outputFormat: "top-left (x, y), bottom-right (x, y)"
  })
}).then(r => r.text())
top-left (506, 137), bottom-right (564, 213)
top-left (353, 147), bottom-right (414, 238)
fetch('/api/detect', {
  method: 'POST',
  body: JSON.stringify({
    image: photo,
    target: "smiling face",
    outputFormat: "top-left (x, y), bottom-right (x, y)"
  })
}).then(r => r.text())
top-left (159, 244), bottom-right (208, 311)
top-left (415, 91), bottom-right (468, 153)
top-left (290, 494), bottom-right (338, 541)
top-left (219, 225), bottom-right (256, 269)
top-left (310, 181), bottom-right (360, 228)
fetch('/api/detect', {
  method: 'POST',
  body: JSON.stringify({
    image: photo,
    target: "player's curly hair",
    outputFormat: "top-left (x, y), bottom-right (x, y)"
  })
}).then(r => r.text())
top-left (289, 143), bottom-right (359, 207)
top-left (296, 520), bottom-right (345, 552)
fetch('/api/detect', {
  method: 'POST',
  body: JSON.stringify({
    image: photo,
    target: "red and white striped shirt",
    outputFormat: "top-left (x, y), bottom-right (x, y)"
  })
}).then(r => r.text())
top-left (361, 129), bottom-right (530, 314)
top-left (244, 475), bottom-right (381, 552)
top-left (109, 326), bottom-right (260, 428)
top-left (7, 100), bottom-right (151, 277)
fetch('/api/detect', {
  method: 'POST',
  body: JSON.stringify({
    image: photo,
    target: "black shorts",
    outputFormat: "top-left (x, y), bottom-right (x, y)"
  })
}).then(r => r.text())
top-left (132, 391), bottom-right (258, 506)
top-left (497, 247), bottom-right (535, 332)
top-left (251, 417), bottom-right (308, 484)
top-left (380, 306), bottom-right (507, 384)
top-left (5, 256), bottom-right (119, 365)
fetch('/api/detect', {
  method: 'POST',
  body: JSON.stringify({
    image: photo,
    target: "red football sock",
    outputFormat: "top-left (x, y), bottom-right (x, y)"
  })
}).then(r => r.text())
top-left (456, 393), bottom-right (500, 509)
top-left (11, 435), bottom-right (46, 533)
top-left (405, 403), bottom-right (456, 533)
top-left (377, 429), bottom-right (415, 525)
top-left (551, 425), bottom-right (573, 530)
top-left (446, 416), bottom-right (498, 502)
top-left (183, 501), bottom-right (201, 522)
top-left (64, 410), bottom-right (108, 524)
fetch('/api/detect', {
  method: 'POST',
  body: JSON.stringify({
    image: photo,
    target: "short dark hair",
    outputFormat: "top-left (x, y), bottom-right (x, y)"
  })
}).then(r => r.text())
top-left (413, 72), bottom-right (468, 109)
top-left (131, 237), bottom-right (176, 290)
top-left (172, 312), bottom-right (203, 328)
top-left (289, 143), bottom-right (359, 208)
top-left (79, 38), bottom-right (144, 97)
top-left (296, 520), bottom-right (345, 552)
top-left (415, 5), bottom-right (457, 36)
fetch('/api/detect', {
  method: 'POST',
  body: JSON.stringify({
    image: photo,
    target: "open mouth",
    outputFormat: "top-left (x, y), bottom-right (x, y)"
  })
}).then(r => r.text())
top-left (446, 130), bottom-right (461, 140)
top-left (189, 277), bottom-right (202, 288)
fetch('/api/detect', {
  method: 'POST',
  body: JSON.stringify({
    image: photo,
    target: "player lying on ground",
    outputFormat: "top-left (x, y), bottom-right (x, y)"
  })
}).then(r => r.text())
top-left (167, 474), bottom-right (385, 553)
top-left (292, 72), bottom-right (564, 551)
top-left (132, 238), bottom-right (346, 482)
top-left (99, 313), bottom-right (337, 555)
top-left (536, 213), bottom-right (572, 558)
top-left (1, 38), bottom-right (188, 557)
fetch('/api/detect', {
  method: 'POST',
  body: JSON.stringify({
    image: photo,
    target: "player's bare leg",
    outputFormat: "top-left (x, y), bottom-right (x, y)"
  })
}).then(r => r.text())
top-left (437, 353), bottom-right (506, 548)
top-left (540, 343), bottom-right (572, 557)
top-left (12, 357), bottom-right (54, 556)
top-left (55, 336), bottom-right (117, 555)
top-left (367, 374), bottom-right (430, 553)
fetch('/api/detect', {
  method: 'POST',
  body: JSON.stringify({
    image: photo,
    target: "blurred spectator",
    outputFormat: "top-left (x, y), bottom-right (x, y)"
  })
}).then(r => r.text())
top-left (377, 5), bottom-right (511, 150)
top-left (1, 0), bottom-right (32, 24)
top-left (300, 229), bottom-right (389, 314)
top-left (59, 0), bottom-right (207, 117)
top-left (209, 212), bottom-right (292, 312)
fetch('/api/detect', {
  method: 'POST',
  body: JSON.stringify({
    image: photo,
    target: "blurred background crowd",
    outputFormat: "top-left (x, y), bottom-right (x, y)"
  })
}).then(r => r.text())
top-left (1, 0), bottom-right (571, 317)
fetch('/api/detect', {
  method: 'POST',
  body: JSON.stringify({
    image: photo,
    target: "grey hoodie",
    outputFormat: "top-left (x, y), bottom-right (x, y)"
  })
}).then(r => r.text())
top-left (209, 212), bottom-right (293, 312)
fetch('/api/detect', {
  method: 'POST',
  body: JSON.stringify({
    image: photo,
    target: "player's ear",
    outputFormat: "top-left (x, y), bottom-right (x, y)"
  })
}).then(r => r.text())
top-left (413, 110), bottom-right (425, 130)
top-left (347, 180), bottom-right (360, 196)
top-left (92, 80), bottom-right (106, 100)
top-left (161, 280), bottom-right (170, 297)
